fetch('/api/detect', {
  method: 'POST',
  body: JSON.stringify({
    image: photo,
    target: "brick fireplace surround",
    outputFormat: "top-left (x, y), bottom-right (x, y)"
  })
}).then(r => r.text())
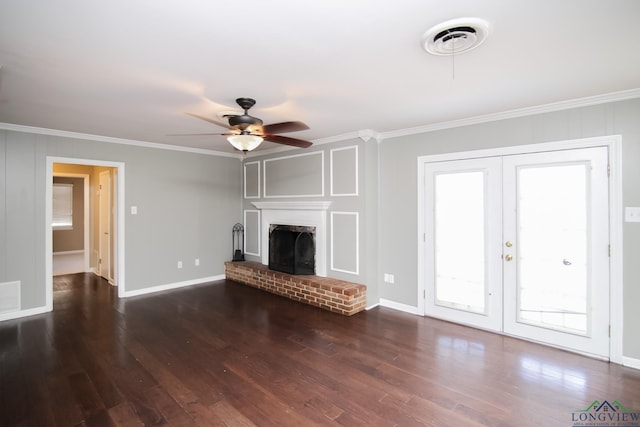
top-left (224, 261), bottom-right (367, 316)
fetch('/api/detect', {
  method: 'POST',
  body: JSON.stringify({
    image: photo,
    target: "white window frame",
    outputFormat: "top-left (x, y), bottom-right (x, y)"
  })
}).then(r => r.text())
top-left (52, 183), bottom-right (74, 230)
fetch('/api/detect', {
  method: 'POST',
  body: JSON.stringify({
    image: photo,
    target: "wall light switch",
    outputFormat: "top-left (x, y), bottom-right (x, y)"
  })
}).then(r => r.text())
top-left (195, 258), bottom-right (200, 266)
top-left (625, 207), bottom-right (640, 223)
top-left (177, 261), bottom-right (183, 269)
top-left (131, 206), bottom-right (138, 215)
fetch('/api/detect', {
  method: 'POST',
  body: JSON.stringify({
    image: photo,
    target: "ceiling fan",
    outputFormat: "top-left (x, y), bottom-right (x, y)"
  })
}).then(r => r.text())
top-left (178, 97), bottom-right (313, 152)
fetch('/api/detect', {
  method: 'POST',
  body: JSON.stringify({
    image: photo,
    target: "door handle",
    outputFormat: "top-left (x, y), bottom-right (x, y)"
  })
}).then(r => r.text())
top-left (504, 254), bottom-right (513, 261)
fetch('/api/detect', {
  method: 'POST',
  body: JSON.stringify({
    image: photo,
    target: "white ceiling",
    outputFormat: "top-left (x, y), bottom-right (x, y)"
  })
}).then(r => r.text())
top-left (1, 1), bottom-right (639, 154)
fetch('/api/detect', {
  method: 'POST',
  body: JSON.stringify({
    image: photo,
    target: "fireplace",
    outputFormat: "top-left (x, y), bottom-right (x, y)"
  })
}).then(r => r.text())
top-left (252, 201), bottom-right (332, 277)
top-left (269, 225), bottom-right (316, 275)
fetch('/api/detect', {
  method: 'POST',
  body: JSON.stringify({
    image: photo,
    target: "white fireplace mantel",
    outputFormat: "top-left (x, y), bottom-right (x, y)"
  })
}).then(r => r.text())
top-left (252, 201), bottom-right (332, 277)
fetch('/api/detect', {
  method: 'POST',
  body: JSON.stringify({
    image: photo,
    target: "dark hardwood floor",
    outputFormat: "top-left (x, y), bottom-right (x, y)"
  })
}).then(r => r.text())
top-left (1, 273), bottom-right (639, 426)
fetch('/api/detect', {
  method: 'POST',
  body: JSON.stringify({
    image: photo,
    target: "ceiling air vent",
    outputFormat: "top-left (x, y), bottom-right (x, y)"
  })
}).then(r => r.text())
top-left (422, 18), bottom-right (489, 56)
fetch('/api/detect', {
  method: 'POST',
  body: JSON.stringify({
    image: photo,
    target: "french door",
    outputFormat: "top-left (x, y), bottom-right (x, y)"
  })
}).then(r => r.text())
top-left (424, 147), bottom-right (610, 358)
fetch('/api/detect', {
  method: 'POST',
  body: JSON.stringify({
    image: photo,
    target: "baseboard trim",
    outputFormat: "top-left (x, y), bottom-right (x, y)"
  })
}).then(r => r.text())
top-left (0, 305), bottom-right (51, 322)
top-left (622, 356), bottom-right (640, 370)
top-left (121, 275), bottom-right (225, 298)
top-left (365, 302), bottom-right (380, 310)
top-left (379, 298), bottom-right (422, 315)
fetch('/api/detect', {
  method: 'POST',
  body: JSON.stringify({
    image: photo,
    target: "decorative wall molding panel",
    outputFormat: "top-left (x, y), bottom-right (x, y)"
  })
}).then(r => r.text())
top-left (330, 145), bottom-right (358, 196)
top-left (243, 210), bottom-right (261, 256)
top-left (264, 151), bottom-right (324, 198)
top-left (244, 161), bottom-right (260, 199)
top-left (331, 211), bottom-right (359, 275)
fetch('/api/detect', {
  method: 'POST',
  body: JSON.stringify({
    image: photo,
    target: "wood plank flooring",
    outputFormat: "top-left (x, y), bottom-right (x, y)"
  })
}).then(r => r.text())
top-left (1, 273), bottom-right (639, 426)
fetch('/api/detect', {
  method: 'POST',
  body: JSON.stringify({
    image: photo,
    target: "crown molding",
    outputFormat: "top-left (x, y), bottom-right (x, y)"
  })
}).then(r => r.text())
top-left (357, 129), bottom-right (383, 143)
top-left (381, 88), bottom-right (640, 140)
top-left (0, 122), bottom-right (243, 159)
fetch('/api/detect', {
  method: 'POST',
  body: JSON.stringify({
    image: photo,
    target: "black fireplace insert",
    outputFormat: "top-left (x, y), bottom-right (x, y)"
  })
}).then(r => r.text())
top-left (269, 224), bottom-right (316, 275)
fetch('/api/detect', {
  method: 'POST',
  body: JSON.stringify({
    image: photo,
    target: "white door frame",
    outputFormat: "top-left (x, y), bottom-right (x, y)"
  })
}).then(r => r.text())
top-left (46, 157), bottom-right (126, 310)
top-left (417, 135), bottom-right (623, 363)
top-left (98, 170), bottom-right (112, 282)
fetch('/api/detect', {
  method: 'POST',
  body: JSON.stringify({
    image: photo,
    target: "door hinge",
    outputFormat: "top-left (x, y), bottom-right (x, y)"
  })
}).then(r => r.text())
top-left (609, 325), bottom-right (611, 337)
top-left (423, 232), bottom-right (426, 242)
top-left (607, 164), bottom-right (611, 177)
top-left (608, 244), bottom-right (611, 257)
top-left (423, 289), bottom-right (426, 299)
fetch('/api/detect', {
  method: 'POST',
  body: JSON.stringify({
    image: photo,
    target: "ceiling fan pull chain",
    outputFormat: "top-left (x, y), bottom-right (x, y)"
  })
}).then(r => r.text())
top-left (452, 38), bottom-right (456, 80)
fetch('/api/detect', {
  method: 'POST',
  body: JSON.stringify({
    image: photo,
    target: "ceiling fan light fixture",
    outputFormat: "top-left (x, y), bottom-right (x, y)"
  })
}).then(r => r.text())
top-left (227, 134), bottom-right (264, 152)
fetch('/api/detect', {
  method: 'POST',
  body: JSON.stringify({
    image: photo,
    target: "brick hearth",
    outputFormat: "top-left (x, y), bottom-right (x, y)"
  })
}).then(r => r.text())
top-left (224, 261), bottom-right (366, 316)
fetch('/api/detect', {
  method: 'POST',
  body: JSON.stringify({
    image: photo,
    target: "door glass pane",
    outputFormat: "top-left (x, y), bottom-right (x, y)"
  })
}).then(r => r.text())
top-left (435, 171), bottom-right (486, 314)
top-left (517, 164), bottom-right (588, 334)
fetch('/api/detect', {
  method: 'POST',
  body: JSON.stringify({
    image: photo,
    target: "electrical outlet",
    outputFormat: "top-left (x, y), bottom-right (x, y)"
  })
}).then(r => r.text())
top-left (389, 274), bottom-right (395, 284)
top-left (195, 258), bottom-right (200, 266)
top-left (177, 261), bottom-right (183, 269)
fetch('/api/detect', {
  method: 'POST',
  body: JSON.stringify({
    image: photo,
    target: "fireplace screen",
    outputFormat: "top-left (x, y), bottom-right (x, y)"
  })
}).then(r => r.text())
top-left (269, 224), bottom-right (316, 275)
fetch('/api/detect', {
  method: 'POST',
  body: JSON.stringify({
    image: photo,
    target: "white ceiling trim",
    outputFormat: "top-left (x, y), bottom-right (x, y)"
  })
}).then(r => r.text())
top-left (0, 122), bottom-right (243, 159)
top-left (381, 88), bottom-right (640, 140)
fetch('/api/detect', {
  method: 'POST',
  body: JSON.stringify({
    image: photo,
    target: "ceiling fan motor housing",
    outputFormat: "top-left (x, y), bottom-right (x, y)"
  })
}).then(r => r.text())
top-left (228, 98), bottom-right (264, 129)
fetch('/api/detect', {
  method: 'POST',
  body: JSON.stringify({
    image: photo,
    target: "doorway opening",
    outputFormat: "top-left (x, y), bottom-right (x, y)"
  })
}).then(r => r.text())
top-left (45, 157), bottom-right (126, 310)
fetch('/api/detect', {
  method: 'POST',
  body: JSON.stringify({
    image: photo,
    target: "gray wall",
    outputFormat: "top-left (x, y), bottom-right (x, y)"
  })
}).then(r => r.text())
top-left (378, 98), bottom-right (640, 359)
top-left (0, 129), bottom-right (241, 310)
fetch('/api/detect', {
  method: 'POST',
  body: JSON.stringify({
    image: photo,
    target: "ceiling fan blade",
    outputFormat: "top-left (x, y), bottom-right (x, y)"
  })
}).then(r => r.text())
top-left (264, 134), bottom-right (313, 148)
top-left (185, 112), bottom-right (231, 129)
top-left (262, 121), bottom-right (309, 134)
